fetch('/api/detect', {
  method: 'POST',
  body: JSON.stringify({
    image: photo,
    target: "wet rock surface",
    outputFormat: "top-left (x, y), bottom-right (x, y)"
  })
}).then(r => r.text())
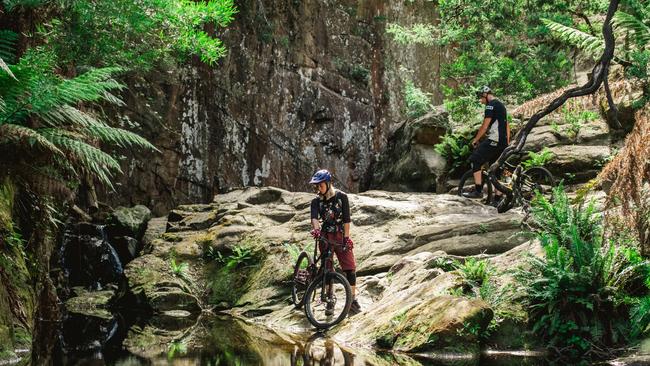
top-left (124, 255), bottom-right (201, 313)
top-left (64, 287), bottom-right (115, 319)
top-left (122, 187), bottom-right (538, 357)
top-left (106, 205), bottom-right (151, 241)
top-left (372, 109), bottom-right (450, 193)
top-left (62, 224), bottom-right (125, 289)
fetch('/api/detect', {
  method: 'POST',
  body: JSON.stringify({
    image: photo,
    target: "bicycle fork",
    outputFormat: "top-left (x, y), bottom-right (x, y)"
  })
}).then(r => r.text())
top-left (318, 252), bottom-right (334, 307)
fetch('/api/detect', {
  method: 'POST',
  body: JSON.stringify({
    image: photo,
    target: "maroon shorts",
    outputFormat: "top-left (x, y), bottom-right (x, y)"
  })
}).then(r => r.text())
top-left (319, 231), bottom-right (356, 271)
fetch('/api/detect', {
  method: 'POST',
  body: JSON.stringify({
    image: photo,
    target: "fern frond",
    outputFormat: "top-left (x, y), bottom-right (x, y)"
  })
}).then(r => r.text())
top-left (0, 30), bottom-right (18, 64)
top-left (86, 125), bottom-right (158, 151)
top-left (3, 0), bottom-right (48, 12)
top-left (42, 130), bottom-right (122, 188)
top-left (542, 18), bottom-right (605, 59)
top-left (39, 105), bottom-right (101, 128)
top-left (1, 66), bottom-right (124, 125)
top-left (613, 11), bottom-right (650, 47)
top-left (101, 91), bottom-right (125, 107)
top-left (20, 166), bottom-right (75, 201)
top-left (0, 57), bottom-right (16, 80)
top-left (53, 67), bottom-right (125, 106)
top-left (39, 105), bottom-right (157, 151)
top-left (0, 124), bottom-right (65, 157)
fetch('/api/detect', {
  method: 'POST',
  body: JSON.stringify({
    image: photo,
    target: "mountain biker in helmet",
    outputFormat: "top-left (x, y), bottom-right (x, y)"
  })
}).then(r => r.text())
top-left (463, 86), bottom-right (510, 203)
top-left (308, 169), bottom-right (361, 316)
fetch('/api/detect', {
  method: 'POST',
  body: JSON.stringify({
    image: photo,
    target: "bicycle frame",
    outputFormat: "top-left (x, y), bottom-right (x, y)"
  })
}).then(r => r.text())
top-left (313, 236), bottom-right (345, 303)
top-left (487, 153), bottom-right (524, 209)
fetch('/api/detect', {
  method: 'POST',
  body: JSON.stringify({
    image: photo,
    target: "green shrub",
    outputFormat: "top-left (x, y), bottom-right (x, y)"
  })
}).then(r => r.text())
top-left (443, 89), bottom-right (481, 125)
top-left (434, 132), bottom-right (473, 174)
top-left (458, 257), bottom-right (492, 289)
top-left (283, 241), bottom-right (314, 268)
top-left (204, 243), bottom-right (254, 270)
top-left (561, 108), bottom-right (600, 139)
top-left (169, 257), bottom-right (189, 280)
top-left (40, 0), bottom-right (237, 70)
top-left (521, 148), bottom-right (555, 169)
top-left (386, 23), bottom-right (437, 46)
top-left (518, 185), bottom-right (650, 359)
top-left (427, 256), bottom-right (459, 272)
top-left (403, 79), bottom-right (433, 119)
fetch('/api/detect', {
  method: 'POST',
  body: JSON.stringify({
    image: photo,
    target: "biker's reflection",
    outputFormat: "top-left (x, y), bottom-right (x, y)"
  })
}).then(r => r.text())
top-left (291, 332), bottom-right (354, 366)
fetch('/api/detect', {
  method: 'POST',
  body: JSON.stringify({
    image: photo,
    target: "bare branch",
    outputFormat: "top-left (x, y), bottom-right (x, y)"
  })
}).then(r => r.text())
top-left (603, 67), bottom-right (621, 129)
top-left (489, 0), bottom-right (621, 200)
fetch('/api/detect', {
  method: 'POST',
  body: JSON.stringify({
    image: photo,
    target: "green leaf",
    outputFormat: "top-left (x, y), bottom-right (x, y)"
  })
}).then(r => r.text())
top-left (542, 18), bottom-right (605, 60)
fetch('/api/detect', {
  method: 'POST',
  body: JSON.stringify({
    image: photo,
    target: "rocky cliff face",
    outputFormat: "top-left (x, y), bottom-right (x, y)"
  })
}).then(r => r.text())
top-left (101, 0), bottom-right (448, 215)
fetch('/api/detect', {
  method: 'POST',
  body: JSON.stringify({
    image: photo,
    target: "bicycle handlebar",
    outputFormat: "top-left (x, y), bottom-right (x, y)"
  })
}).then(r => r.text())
top-left (316, 236), bottom-right (346, 248)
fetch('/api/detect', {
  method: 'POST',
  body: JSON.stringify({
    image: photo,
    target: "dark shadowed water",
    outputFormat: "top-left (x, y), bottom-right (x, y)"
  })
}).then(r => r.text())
top-left (46, 314), bottom-right (555, 366)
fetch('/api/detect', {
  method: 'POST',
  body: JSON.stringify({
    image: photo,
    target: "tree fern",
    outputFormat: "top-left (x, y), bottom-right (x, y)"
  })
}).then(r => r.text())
top-left (0, 124), bottom-right (64, 158)
top-left (0, 50), bottom-right (155, 191)
top-left (41, 130), bottom-right (122, 188)
top-left (39, 106), bottom-right (157, 150)
top-left (544, 11), bottom-right (650, 63)
top-left (613, 11), bottom-right (650, 47)
top-left (542, 18), bottom-right (605, 59)
top-left (85, 125), bottom-right (156, 150)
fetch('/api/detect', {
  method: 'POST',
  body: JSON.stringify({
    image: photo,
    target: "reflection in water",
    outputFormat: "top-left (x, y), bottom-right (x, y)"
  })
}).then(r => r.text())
top-left (290, 333), bottom-right (355, 366)
top-left (59, 314), bottom-right (551, 366)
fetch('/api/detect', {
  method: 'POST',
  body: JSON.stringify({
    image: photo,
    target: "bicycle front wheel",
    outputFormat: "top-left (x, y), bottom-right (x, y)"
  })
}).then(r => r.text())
top-left (458, 169), bottom-right (493, 204)
top-left (291, 251), bottom-right (314, 309)
top-left (518, 167), bottom-right (555, 204)
top-left (304, 272), bottom-right (352, 329)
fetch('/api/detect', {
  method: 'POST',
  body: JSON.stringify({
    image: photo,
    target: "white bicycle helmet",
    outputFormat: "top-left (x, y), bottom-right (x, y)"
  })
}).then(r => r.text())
top-left (475, 85), bottom-right (492, 98)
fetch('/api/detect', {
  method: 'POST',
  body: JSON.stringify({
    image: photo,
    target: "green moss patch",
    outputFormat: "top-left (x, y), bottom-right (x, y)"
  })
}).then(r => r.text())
top-left (374, 296), bottom-right (493, 353)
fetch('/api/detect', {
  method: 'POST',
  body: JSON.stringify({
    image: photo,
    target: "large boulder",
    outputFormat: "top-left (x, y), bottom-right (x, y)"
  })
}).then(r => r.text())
top-left (106, 205), bottom-right (152, 240)
top-left (525, 117), bottom-right (610, 152)
top-left (374, 296), bottom-right (493, 353)
top-left (545, 144), bottom-right (612, 183)
top-left (124, 254), bottom-right (201, 313)
top-left (64, 287), bottom-right (115, 320)
top-left (372, 109), bottom-right (449, 193)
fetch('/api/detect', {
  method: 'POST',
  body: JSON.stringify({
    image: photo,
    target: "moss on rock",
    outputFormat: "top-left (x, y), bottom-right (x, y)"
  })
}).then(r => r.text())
top-left (0, 181), bottom-right (34, 360)
top-left (65, 288), bottom-right (115, 319)
top-left (374, 296), bottom-right (493, 353)
top-left (124, 254), bottom-right (201, 313)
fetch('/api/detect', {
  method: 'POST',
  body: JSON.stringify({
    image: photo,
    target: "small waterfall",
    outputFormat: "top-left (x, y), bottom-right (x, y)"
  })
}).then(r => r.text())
top-left (98, 224), bottom-right (124, 277)
top-left (62, 223), bottom-right (125, 289)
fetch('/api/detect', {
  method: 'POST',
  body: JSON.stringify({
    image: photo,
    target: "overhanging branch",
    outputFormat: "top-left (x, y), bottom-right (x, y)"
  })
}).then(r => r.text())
top-left (489, 0), bottom-right (620, 193)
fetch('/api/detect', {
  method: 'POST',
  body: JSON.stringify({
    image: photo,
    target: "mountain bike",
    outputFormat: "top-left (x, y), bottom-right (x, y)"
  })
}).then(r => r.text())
top-left (290, 236), bottom-right (352, 329)
top-left (291, 240), bottom-right (317, 309)
top-left (458, 151), bottom-right (555, 213)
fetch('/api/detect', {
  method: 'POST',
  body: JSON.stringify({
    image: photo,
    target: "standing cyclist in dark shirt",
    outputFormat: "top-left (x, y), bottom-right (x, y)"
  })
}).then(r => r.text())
top-left (309, 169), bottom-right (361, 316)
top-left (463, 86), bottom-right (510, 202)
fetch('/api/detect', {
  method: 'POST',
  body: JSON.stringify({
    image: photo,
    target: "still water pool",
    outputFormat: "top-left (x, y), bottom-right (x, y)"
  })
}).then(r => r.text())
top-left (55, 314), bottom-right (553, 366)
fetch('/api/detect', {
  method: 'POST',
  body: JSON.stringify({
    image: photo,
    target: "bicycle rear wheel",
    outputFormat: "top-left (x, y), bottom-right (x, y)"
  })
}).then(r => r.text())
top-left (458, 169), bottom-right (493, 204)
top-left (291, 251), bottom-right (314, 309)
top-left (518, 167), bottom-right (555, 204)
top-left (304, 272), bottom-right (352, 329)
